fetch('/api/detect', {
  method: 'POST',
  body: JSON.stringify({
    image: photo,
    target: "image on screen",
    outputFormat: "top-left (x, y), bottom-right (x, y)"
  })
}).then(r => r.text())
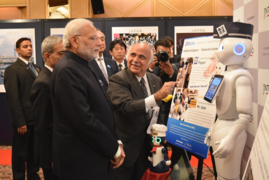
top-left (205, 77), bottom-right (222, 101)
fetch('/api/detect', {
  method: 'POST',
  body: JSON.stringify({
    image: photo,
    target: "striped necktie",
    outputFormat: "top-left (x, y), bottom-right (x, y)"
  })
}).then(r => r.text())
top-left (97, 58), bottom-right (108, 82)
top-left (118, 64), bottom-right (123, 71)
top-left (28, 62), bottom-right (37, 77)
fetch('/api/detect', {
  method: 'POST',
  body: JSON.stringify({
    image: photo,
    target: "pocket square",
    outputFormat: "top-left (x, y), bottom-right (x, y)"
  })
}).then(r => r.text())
top-left (107, 65), bottom-right (111, 68)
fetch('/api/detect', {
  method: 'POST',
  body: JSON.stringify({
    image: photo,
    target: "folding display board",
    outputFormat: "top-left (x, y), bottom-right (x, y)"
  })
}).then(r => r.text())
top-left (104, 17), bottom-right (166, 58)
top-left (43, 18), bottom-right (103, 38)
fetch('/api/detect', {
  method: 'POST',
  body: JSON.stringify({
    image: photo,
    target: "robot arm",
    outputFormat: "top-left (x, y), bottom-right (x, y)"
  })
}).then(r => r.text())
top-left (148, 151), bottom-right (153, 162)
top-left (213, 76), bottom-right (252, 158)
top-left (204, 126), bottom-right (213, 146)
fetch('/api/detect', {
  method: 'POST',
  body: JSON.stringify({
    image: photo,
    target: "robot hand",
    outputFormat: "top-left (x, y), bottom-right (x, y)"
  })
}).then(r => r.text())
top-left (204, 128), bottom-right (212, 146)
top-left (165, 160), bottom-right (171, 166)
top-left (213, 135), bottom-right (235, 159)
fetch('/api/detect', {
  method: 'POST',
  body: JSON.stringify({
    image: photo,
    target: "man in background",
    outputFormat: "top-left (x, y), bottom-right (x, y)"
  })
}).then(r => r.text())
top-left (161, 36), bottom-right (181, 63)
top-left (31, 35), bottom-right (65, 180)
top-left (51, 19), bottom-right (125, 180)
top-left (148, 39), bottom-right (179, 84)
top-left (108, 42), bottom-right (176, 180)
top-left (88, 29), bottom-right (118, 92)
top-left (109, 39), bottom-right (127, 71)
top-left (4, 37), bottom-right (41, 180)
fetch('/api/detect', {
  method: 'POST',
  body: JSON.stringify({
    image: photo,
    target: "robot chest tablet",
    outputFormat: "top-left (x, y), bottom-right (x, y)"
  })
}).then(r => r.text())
top-left (216, 73), bottom-right (236, 115)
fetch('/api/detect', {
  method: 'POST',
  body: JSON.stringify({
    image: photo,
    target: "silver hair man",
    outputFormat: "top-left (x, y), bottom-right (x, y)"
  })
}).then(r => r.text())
top-left (127, 41), bottom-right (154, 65)
top-left (41, 35), bottom-right (63, 61)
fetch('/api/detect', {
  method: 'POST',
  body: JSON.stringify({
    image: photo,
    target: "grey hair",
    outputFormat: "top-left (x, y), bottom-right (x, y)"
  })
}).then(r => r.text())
top-left (41, 35), bottom-right (63, 62)
top-left (96, 28), bottom-right (105, 39)
top-left (63, 18), bottom-right (94, 48)
top-left (126, 41), bottom-right (154, 65)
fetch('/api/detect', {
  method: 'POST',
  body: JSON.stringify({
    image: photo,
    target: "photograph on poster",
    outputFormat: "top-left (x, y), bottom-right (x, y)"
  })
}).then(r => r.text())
top-left (50, 28), bottom-right (64, 37)
top-left (112, 26), bottom-right (158, 52)
top-left (169, 88), bottom-right (199, 121)
top-left (0, 29), bottom-right (36, 92)
top-left (174, 26), bottom-right (213, 55)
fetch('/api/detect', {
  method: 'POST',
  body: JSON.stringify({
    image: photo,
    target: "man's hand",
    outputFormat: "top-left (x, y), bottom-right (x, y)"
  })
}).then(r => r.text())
top-left (159, 61), bottom-right (174, 76)
top-left (17, 125), bottom-right (27, 135)
top-left (110, 144), bottom-right (125, 169)
top-left (148, 56), bottom-right (158, 70)
top-left (154, 81), bottom-right (177, 103)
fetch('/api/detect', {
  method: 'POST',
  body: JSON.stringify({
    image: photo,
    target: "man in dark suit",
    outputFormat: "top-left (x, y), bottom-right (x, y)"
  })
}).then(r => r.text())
top-left (148, 39), bottom-right (179, 84)
top-left (88, 29), bottom-right (118, 92)
top-left (30, 36), bottom-right (66, 180)
top-left (107, 42), bottom-right (177, 180)
top-left (109, 39), bottom-right (127, 71)
top-left (50, 18), bottom-right (125, 180)
top-left (4, 37), bottom-right (41, 180)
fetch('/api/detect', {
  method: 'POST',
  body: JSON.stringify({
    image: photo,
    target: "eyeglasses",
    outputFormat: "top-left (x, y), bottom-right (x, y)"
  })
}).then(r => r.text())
top-left (75, 35), bottom-right (99, 43)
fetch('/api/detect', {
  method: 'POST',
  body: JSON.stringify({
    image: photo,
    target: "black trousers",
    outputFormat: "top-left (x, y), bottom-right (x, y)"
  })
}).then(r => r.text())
top-left (12, 125), bottom-right (40, 180)
top-left (42, 168), bottom-right (54, 180)
top-left (110, 137), bottom-right (151, 180)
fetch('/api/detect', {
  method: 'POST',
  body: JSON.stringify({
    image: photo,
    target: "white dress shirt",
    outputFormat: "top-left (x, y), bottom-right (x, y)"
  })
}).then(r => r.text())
top-left (45, 64), bottom-right (53, 72)
top-left (116, 60), bottom-right (126, 70)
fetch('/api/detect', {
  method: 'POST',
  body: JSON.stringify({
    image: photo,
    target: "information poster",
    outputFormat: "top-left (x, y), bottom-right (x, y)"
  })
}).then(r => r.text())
top-left (174, 26), bottom-right (213, 55)
top-left (111, 26), bottom-right (158, 52)
top-left (50, 28), bottom-right (64, 37)
top-left (242, 95), bottom-right (269, 180)
top-left (0, 29), bottom-right (36, 93)
top-left (166, 36), bottom-right (223, 159)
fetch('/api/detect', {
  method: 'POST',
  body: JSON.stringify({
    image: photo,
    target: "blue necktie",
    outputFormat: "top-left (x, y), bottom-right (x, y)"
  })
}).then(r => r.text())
top-left (28, 62), bottom-right (37, 77)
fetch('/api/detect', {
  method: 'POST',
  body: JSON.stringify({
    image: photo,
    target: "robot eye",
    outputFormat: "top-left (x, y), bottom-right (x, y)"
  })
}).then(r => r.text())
top-left (156, 137), bottom-right (162, 143)
top-left (218, 43), bottom-right (224, 51)
top-left (233, 43), bottom-right (246, 55)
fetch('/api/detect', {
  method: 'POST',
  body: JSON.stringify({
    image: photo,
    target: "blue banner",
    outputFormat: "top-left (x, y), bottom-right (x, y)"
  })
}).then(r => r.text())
top-left (166, 118), bottom-right (209, 159)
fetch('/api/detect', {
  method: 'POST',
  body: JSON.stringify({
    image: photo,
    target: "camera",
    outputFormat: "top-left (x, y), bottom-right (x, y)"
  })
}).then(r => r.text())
top-left (154, 50), bottom-right (169, 66)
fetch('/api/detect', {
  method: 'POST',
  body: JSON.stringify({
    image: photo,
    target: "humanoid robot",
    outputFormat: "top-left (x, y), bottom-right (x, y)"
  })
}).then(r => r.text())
top-left (204, 22), bottom-right (254, 180)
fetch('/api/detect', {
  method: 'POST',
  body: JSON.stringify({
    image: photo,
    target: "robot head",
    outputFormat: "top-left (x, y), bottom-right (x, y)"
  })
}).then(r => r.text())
top-left (213, 22), bottom-right (253, 66)
top-left (216, 37), bottom-right (252, 65)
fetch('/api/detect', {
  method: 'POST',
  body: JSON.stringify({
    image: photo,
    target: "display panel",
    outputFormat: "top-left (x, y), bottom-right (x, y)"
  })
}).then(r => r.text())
top-left (104, 18), bottom-right (165, 58)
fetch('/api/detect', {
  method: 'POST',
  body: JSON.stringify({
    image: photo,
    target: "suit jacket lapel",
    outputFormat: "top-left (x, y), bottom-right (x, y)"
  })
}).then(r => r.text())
top-left (104, 58), bottom-right (113, 78)
top-left (124, 59), bottom-right (127, 68)
top-left (43, 66), bottom-right (52, 78)
top-left (147, 73), bottom-right (158, 95)
top-left (126, 69), bottom-right (144, 100)
top-left (16, 58), bottom-right (36, 79)
top-left (87, 64), bottom-right (108, 97)
top-left (91, 60), bottom-right (108, 87)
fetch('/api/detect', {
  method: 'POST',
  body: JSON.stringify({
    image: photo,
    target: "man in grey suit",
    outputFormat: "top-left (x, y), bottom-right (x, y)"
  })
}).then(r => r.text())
top-left (88, 29), bottom-right (118, 92)
top-left (107, 42), bottom-right (176, 180)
